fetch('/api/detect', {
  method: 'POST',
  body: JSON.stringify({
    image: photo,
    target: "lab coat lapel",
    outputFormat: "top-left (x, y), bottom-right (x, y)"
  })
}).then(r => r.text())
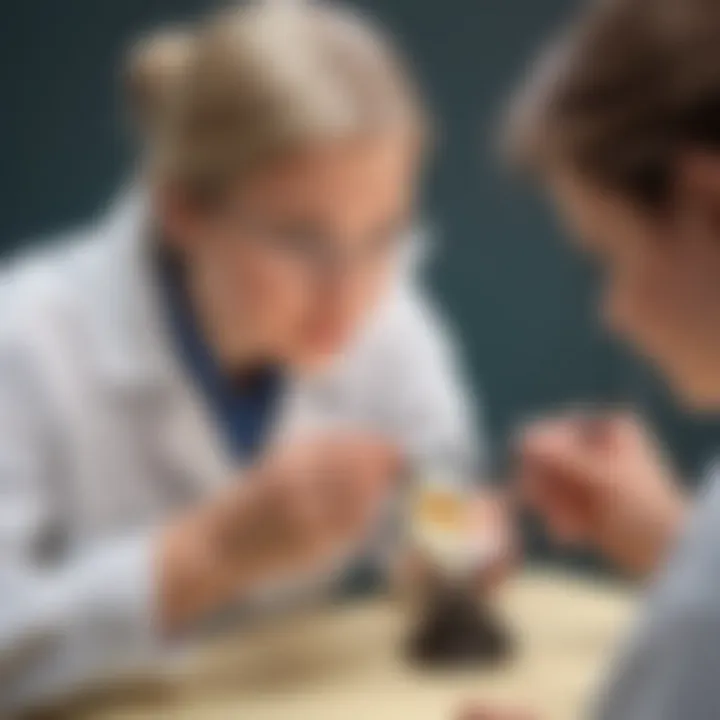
top-left (151, 377), bottom-right (235, 502)
top-left (92, 189), bottom-right (235, 501)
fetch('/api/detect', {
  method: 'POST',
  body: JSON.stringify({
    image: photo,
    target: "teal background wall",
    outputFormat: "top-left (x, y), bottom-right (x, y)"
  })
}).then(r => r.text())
top-left (2, 0), bottom-right (719, 523)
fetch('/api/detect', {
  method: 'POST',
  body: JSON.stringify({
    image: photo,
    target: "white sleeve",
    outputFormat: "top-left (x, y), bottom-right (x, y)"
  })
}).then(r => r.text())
top-left (0, 341), bottom-right (162, 713)
top-left (372, 287), bottom-right (487, 481)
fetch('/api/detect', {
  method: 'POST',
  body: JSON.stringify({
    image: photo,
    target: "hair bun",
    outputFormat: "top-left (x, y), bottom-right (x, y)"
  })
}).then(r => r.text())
top-left (124, 29), bottom-right (195, 140)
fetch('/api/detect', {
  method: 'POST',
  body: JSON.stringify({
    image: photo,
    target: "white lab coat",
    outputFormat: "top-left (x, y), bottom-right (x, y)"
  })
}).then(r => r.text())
top-left (0, 189), bottom-right (483, 711)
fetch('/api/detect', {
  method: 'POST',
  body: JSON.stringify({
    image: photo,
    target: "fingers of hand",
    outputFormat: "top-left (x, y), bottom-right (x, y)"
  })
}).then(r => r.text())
top-left (265, 434), bottom-right (401, 558)
top-left (519, 418), bottom-right (598, 482)
top-left (467, 493), bottom-right (517, 564)
top-left (516, 416), bottom-right (611, 543)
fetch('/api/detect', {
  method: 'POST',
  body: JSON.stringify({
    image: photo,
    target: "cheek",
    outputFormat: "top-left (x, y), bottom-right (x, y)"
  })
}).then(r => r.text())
top-left (222, 244), bottom-right (313, 325)
top-left (603, 258), bottom-right (681, 353)
top-left (606, 254), bottom-right (711, 371)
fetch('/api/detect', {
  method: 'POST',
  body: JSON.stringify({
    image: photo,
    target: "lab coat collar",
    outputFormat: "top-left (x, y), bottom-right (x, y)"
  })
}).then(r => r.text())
top-left (90, 186), bottom-right (236, 485)
top-left (89, 185), bottom-right (185, 395)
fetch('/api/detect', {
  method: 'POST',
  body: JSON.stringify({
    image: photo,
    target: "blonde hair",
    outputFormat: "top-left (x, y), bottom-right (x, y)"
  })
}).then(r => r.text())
top-left (125, 0), bottom-right (427, 201)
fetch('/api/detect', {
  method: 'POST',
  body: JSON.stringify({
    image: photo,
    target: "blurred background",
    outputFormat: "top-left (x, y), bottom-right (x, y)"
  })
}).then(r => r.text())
top-left (2, 0), bottom-right (718, 560)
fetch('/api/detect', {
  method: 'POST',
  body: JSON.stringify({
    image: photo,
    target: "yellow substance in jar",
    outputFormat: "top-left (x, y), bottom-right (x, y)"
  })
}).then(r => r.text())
top-left (410, 485), bottom-right (470, 572)
top-left (410, 474), bottom-right (495, 574)
top-left (414, 488), bottom-right (467, 533)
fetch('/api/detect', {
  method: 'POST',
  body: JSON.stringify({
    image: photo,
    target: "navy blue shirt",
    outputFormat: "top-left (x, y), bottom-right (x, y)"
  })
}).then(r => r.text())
top-left (158, 251), bottom-right (283, 463)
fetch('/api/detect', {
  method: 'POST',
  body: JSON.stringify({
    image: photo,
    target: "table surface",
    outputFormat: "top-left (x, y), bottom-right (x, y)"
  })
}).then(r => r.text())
top-left (42, 570), bottom-right (637, 720)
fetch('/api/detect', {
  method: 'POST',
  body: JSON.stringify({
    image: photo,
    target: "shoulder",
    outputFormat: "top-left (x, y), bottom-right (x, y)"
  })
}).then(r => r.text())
top-left (645, 469), bottom-right (720, 624)
top-left (351, 280), bottom-right (462, 377)
top-left (0, 218), bottom-right (112, 372)
top-left (328, 278), bottom-right (474, 423)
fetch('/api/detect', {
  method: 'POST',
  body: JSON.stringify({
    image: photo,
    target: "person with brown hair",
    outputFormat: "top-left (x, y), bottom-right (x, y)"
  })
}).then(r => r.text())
top-left (0, 1), bottom-right (510, 713)
top-left (463, 0), bottom-right (720, 717)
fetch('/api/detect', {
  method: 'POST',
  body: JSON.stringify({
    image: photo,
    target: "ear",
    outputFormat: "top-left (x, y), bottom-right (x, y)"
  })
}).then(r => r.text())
top-left (675, 152), bottom-right (720, 208)
top-left (679, 151), bottom-right (720, 192)
top-left (675, 152), bottom-right (720, 240)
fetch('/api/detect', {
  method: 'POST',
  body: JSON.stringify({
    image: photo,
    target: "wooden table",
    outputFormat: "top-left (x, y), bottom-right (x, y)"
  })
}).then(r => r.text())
top-left (44, 571), bottom-right (636, 720)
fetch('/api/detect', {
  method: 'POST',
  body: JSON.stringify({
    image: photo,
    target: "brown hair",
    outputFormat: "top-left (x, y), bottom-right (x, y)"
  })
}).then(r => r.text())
top-left (124, 0), bottom-right (427, 201)
top-left (506, 0), bottom-right (720, 206)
